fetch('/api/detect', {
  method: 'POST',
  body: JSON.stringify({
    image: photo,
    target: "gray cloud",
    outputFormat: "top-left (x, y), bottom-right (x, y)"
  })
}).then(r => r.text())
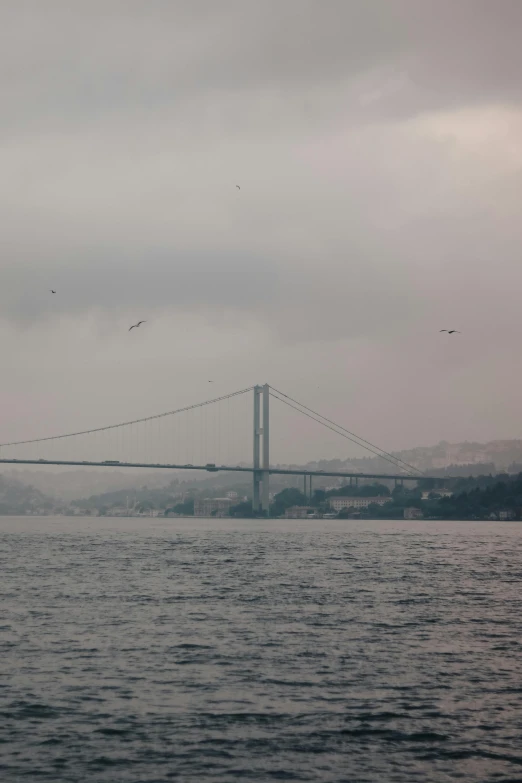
top-left (1, 1), bottom-right (522, 458)
top-left (2, 1), bottom-right (521, 133)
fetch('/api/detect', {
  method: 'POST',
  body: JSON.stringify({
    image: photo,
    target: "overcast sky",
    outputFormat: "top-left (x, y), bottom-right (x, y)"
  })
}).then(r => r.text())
top-left (1, 0), bottom-right (522, 465)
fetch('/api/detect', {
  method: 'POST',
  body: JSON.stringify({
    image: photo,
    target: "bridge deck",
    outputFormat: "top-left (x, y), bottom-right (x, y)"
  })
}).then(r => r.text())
top-left (0, 458), bottom-right (442, 481)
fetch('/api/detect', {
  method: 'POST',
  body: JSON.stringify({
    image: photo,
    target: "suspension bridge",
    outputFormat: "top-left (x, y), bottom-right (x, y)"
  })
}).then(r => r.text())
top-left (0, 384), bottom-right (441, 514)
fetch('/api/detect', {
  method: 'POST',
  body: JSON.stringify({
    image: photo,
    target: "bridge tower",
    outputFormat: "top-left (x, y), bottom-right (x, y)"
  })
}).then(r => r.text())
top-left (252, 384), bottom-right (270, 515)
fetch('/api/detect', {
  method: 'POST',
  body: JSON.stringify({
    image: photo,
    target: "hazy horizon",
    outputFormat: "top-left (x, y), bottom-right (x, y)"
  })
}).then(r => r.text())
top-left (2, 1), bottom-right (522, 464)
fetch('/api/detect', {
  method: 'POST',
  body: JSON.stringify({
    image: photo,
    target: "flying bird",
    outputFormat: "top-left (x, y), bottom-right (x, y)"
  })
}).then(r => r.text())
top-left (50, 290), bottom-right (56, 294)
top-left (129, 321), bottom-right (146, 331)
top-left (236, 185), bottom-right (240, 190)
top-left (440, 330), bottom-right (460, 334)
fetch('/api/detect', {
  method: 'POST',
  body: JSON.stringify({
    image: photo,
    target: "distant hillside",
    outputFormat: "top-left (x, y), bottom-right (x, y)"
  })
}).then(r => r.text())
top-left (0, 474), bottom-right (56, 515)
top-left (372, 472), bottom-right (522, 521)
top-left (293, 440), bottom-right (522, 476)
top-left (74, 483), bottom-right (184, 513)
top-left (386, 440), bottom-right (522, 473)
top-left (5, 469), bottom-right (192, 501)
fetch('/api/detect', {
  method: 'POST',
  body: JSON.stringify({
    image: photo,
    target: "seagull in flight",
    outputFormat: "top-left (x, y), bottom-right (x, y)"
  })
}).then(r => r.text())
top-left (440, 329), bottom-right (461, 334)
top-left (129, 320), bottom-right (146, 331)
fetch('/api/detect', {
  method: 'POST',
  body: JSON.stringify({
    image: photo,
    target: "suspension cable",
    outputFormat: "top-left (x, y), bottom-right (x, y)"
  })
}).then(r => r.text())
top-left (270, 390), bottom-right (422, 476)
top-left (0, 386), bottom-right (254, 448)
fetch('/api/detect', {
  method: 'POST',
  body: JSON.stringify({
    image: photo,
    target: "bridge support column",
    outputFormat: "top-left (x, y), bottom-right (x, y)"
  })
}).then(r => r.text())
top-left (252, 386), bottom-right (261, 512)
top-left (253, 384), bottom-right (270, 516)
top-left (261, 384), bottom-right (270, 516)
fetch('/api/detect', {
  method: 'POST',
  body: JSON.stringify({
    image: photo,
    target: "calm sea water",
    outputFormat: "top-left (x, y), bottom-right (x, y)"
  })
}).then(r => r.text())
top-left (1, 516), bottom-right (521, 782)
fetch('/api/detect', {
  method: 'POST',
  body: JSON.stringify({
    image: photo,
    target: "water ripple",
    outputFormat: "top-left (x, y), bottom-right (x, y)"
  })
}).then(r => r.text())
top-left (0, 515), bottom-right (521, 782)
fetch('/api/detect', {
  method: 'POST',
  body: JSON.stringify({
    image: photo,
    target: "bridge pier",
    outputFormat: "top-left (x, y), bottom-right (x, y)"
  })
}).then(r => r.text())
top-left (252, 384), bottom-right (270, 516)
top-left (252, 386), bottom-right (261, 513)
top-left (302, 474), bottom-right (313, 502)
top-left (261, 384), bottom-right (270, 515)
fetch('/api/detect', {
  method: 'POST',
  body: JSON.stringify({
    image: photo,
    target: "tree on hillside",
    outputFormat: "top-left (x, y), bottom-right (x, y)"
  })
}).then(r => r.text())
top-left (166, 498), bottom-right (195, 516)
top-left (329, 482), bottom-right (390, 498)
top-left (311, 489), bottom-right (327, 507)
top-left (270, 488), bottom-right (307, 517)
top-left (229, 500), bottom-right (256, 518)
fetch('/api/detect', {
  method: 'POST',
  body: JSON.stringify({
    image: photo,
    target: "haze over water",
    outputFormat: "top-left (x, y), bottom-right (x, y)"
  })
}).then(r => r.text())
top-left (1, 515), bottom-right (521, 782)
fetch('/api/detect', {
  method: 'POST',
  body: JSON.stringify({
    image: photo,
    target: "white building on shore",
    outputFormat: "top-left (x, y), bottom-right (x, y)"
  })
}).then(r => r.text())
top-left (329, 496), bottom-right (392, 512)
